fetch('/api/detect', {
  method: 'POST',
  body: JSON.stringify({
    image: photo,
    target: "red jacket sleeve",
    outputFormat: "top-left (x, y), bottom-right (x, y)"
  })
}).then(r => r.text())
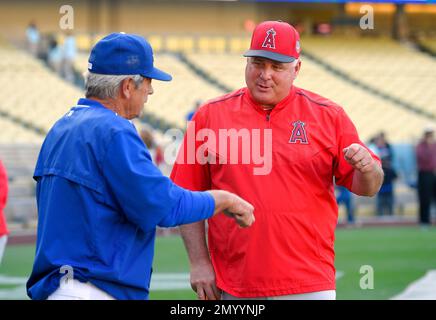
top-left (333, 108), bottom-right (380, 190)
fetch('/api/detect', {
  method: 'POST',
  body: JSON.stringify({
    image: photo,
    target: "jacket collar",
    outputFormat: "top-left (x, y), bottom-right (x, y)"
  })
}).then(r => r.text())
top-left (244, 86), bottom-right (297, 115)
top-left (76, 98), bottom-right (107, 109)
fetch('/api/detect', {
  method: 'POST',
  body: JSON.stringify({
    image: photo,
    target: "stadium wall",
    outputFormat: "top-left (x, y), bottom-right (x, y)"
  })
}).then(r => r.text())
top-left (2, 0), bottom-right (436, 41)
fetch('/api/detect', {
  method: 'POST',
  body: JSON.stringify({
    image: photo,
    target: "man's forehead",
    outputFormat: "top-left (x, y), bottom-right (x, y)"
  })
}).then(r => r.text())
top-left (249, 56), bottom-right (290, 65)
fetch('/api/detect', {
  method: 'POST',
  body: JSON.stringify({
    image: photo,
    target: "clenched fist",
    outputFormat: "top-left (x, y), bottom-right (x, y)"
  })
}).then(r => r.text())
top-left (343, 143), bottom-right (376, 173)
top-left (208, 190), bottom-right (255, 228)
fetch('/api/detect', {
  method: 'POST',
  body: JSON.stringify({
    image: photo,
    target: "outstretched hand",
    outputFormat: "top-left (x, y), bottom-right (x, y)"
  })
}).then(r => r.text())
top-left (209, 190), bottom-right (255, 228)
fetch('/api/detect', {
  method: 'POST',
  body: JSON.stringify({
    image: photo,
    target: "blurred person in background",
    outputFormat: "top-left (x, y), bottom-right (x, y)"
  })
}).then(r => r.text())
top-left (372, 133), bottom-right (397, 216)
top-left (0, 160), bottom-right (9, 265)
top-left (186, 99), bottom-right (202, 122)
top-left (140, 127), bottom-right (164, 169)
top-left (62, 31), bottom-right (77, 83)
top-left (368, 132), bottom-right (393, 161)
top-left (377, 158), bottom-right (398, 216)
top-left (335, 185), bottom-right (355, 225)
top-left (26, 21), bottom-right (40, 57)
top-left (47, 36), bottom-right (62, 76)
top-left (375, 132), bottom-right (393, 161)
top-left (416, 125), bottom-right (436, 226)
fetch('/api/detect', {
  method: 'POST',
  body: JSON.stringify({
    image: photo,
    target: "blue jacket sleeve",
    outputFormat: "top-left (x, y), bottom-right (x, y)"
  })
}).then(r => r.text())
top-left (101, 128), bottom-right (215, 233)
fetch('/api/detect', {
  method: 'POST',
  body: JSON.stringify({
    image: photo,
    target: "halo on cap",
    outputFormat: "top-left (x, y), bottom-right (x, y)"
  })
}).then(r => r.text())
top-left (243, 20), bottom-right (300, 63)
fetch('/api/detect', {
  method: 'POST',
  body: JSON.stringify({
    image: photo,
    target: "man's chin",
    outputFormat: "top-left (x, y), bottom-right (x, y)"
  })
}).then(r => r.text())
top-left (252, 94), bottom-right (275, 107)
top-left (128, 110), bottom-right (143, 120)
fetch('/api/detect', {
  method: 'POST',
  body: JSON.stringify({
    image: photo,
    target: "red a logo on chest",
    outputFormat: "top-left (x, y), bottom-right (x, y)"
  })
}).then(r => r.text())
top-left (289, 120), bottom-right (309, 144)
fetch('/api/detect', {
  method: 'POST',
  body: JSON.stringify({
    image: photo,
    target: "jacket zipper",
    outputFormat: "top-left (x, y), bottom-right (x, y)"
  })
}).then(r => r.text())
top-left (266, 112), bottom-right (272, 129)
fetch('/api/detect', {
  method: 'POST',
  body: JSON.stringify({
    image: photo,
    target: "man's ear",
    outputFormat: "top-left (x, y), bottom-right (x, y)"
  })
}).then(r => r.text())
top-left (120, 78), bottom-right (132, 99)
top-left (293, 60), bottom-right (302, 80)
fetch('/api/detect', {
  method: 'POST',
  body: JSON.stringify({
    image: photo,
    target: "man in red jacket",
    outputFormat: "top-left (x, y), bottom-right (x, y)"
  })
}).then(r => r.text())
top-left (0, 160), bottom-right (9, 265)
top-left (171, 21), bottom-right (383, 300)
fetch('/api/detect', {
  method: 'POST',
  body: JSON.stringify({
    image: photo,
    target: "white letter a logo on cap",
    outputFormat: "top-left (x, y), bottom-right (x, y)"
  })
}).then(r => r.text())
top-left (262, 28), bottom-right (276, 49)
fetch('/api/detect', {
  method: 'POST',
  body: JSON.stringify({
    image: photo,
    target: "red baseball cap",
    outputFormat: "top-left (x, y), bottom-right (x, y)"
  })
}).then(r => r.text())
top-left (244, 20), bottom-right (301, 63)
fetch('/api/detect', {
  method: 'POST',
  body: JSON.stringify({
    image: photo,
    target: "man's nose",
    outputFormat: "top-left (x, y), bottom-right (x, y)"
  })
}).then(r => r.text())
top-left (259, 67), bottom-right (272, 80)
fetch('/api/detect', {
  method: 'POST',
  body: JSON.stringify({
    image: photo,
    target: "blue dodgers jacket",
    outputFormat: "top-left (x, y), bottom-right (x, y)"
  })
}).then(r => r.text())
top-left (26, 98), bottom-right (215, 300)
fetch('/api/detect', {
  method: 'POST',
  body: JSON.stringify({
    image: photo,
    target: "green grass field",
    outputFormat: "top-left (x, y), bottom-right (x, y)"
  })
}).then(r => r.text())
top-left (0, 226), bottom-right (435, 300)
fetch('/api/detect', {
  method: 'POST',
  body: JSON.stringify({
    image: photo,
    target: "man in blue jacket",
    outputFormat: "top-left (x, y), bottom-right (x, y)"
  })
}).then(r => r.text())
top-left (26, 33), bottom-right (255, 300)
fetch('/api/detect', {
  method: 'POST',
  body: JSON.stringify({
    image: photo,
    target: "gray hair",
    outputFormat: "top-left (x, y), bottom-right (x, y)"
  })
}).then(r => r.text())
top-left (84, 72), bottom-right (144, 99)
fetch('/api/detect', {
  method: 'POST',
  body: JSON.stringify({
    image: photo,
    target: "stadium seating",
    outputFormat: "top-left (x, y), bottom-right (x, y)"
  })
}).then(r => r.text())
top-left (0, 45), bottom-right (44, 143)
top-left (0, 41), bottom-right (80, 227)
top-left (295, 56), bottom-right (433, 143)
top-left (0, 117), bottom-right (42, 143)
top-left (188, 53), bottom-right (246, 89)
top-left (419, 37), bottom-right (436, 55)
top-left (0, 44), bottom-right (82, 135)
top-left (0, 143), bottom-right (39, 229)
top-left (300, 36), bottom-right (436, 118)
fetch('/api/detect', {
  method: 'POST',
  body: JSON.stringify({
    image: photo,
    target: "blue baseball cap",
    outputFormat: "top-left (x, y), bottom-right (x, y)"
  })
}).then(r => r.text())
top-left (88, 32), bottom-right (172, 81)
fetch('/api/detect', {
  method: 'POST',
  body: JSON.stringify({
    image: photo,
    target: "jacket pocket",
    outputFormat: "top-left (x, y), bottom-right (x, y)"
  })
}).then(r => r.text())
top-left (34, 167), bottom-right (104, 195)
